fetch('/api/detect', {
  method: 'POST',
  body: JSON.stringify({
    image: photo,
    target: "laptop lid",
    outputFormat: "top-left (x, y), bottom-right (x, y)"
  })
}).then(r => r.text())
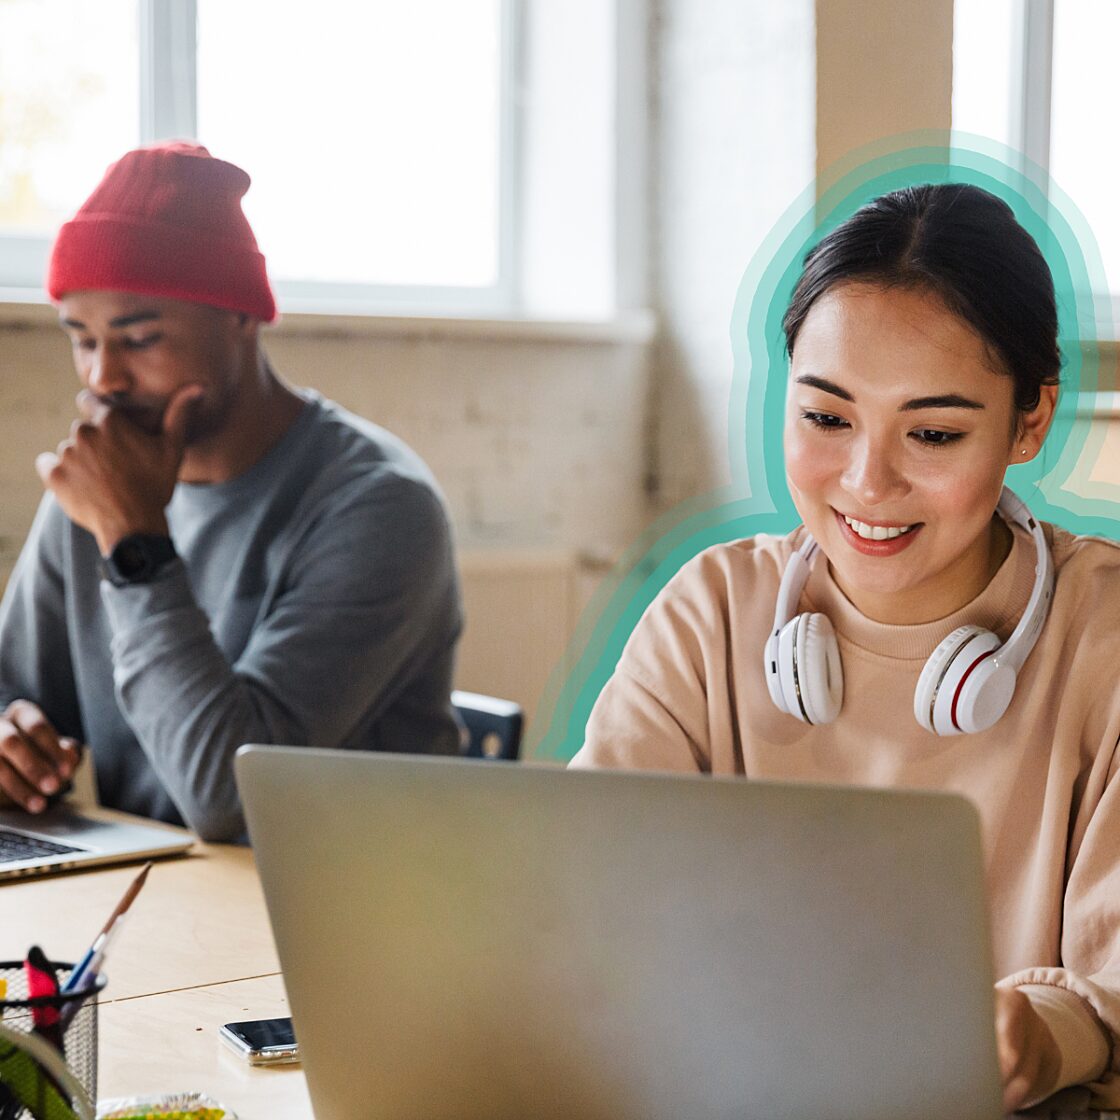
top-left (236, 747), bottom-right (1003, 1120)
top-left (0, 805), bottom-right (193, 880)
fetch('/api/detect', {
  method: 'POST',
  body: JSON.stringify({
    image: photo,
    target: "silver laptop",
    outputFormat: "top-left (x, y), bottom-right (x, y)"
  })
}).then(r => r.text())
top-left (0, 804), bottom-right (192, 879)
top-left (236, 747), bottom-right (1003, 1120)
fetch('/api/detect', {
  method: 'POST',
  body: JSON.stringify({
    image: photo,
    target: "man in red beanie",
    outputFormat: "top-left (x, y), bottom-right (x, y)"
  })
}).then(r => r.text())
top-left (0, 143), bottom-right (462, 841)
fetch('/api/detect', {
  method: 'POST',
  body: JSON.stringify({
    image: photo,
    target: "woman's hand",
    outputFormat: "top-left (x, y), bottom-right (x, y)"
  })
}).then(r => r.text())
top-left (996, 986), bottom-right (1062, 1112)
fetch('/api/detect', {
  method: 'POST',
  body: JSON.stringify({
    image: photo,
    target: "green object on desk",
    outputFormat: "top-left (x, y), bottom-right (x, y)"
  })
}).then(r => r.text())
top-left (96, 1092), bottom-right (231, 1119)
top-left (0, 1038), bottom-right (78, 1120)
top-left (96, 1112), bottom-right (224, 1120)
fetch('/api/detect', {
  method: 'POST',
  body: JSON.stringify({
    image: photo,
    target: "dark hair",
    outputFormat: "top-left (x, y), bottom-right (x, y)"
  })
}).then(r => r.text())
top-left (782, 184), bottom-right (1061, 413)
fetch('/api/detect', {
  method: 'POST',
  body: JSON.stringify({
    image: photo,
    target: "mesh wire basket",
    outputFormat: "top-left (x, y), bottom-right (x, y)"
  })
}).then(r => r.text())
top-left (0, 959), bottom-right (106, 1120)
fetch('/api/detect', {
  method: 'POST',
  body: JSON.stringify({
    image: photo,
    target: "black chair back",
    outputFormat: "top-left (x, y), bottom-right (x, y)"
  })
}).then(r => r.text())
top-left (452, 690), bottom-right (523, 761)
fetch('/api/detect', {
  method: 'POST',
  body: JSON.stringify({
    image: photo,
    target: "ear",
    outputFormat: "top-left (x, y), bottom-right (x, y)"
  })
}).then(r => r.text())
top-left (1010, 383), bottom-right (1058, 464)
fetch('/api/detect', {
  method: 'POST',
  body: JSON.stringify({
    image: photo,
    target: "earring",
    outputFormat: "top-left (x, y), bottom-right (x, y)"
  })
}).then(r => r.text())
top-left (1020, 448), bottom-right (1028, 457)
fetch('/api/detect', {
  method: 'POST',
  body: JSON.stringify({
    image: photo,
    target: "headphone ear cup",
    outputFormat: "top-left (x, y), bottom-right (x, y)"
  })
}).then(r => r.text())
top-left (914, 625), bottom-right (1001, 735)
top-left (775, 612), bottom-right (842, 724)
top-left (797, 613), bottom-right (843, 724)
top-left (764, 631), bottom-right (786, 713)
top-left (774, 618), bottom-right (802, 719)
top-left (953, 649), bottom-right (1016, 734)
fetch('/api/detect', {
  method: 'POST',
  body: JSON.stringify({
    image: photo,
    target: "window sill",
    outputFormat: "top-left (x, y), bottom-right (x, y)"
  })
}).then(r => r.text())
top-left (0, 291), bottom-right (657, 346)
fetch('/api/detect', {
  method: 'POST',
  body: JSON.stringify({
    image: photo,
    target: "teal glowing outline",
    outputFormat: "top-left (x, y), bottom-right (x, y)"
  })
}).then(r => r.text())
top-left (530, 131), bottom-right (1120, 762)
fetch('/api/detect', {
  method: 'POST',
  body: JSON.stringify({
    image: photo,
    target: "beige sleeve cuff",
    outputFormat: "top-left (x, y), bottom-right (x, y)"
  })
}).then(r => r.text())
top-left (1019, 983), bottom-right (1111, 1095)
top-left (568, 745), bottom-right (593, 768)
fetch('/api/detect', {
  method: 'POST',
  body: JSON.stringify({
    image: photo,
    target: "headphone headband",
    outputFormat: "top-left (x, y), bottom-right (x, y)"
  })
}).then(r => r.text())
top-left (993, 489), bottom-right (1054, 671)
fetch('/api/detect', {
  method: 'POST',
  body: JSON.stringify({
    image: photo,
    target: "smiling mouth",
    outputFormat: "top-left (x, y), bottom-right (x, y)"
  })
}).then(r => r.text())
top-left (840, 513), bottom-right (920, 541)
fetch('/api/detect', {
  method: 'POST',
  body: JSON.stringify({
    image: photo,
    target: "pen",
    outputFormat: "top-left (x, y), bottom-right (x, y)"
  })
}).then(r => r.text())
top-left (62, 861), bottom-right (152, 995)
top-left (57, 916), bottom-right (128, 1035)
top-left (74, 914), bottom-right (127, 991)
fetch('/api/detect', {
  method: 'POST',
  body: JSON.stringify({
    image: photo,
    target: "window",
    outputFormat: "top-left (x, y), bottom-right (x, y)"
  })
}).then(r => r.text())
top-left (0, 0), bottom-right (140, 283)
top-left (952, 0), bottom-right (1120, 307)
top-left (0, 0), bottom-right (517, 312)
top-left (950, 0), bottom-right (1016, 155)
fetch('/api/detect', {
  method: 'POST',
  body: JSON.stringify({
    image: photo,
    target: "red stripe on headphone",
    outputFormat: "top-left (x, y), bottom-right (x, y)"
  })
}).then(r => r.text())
top-left (950, 648), bottom-right (996, 732)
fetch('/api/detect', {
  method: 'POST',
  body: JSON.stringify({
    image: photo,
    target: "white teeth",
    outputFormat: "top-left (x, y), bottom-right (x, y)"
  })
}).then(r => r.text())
top-left (843, 515), bottom-right (916, 541)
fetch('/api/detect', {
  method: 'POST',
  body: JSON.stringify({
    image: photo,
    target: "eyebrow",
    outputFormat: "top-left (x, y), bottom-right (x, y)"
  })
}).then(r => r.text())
top-left (60, 311), bottom-right (162, 330)
top-left (794, 375), bottom-right (985, 411)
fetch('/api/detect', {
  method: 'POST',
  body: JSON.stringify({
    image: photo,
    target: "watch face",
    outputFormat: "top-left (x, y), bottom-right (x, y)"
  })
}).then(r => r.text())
top-left (105, 535), bottom-right (176, 585)
top-left (114, 538), bottom-right (148, 578)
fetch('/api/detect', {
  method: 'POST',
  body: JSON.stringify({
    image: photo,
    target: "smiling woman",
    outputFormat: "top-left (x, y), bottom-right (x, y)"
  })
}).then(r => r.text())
top-left (571, 184), bottom-right (1120, 1112)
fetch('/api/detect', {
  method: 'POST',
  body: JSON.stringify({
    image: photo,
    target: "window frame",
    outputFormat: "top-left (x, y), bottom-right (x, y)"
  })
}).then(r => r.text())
top-left (1, 0), bottom-right (523, 315)
top-left (1008, 0), bottom-right (1054, 178)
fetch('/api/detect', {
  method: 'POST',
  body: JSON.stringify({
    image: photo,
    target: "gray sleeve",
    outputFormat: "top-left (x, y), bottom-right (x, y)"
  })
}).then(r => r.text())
top-left (102, 475), bottom-right (458, 842)
top-left (0, 496), bottom-right (83, 739)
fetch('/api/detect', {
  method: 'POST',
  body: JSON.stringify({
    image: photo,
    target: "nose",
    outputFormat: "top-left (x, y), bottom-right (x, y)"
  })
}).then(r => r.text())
top-left (840, 435), bottom-right (910, 507)
top-left (84, 342), bottom-right (132, 397)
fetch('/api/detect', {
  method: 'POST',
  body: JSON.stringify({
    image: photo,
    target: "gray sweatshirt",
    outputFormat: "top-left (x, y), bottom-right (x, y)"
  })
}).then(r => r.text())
top-left (0, 392), bottom-right (462, 841)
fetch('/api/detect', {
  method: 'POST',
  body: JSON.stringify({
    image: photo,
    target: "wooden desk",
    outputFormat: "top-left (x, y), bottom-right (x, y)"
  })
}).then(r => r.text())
top-left (1, 838), bottom-right (313, 1119)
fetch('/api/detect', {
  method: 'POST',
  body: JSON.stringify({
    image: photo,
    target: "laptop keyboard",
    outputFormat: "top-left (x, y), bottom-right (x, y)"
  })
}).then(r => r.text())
top-left (0, 826), bottom-right (85, 862)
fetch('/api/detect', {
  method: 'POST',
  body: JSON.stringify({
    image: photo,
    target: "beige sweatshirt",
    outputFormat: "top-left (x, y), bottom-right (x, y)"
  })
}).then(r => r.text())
top-left (571, 520), bottom-right (1120, 1108)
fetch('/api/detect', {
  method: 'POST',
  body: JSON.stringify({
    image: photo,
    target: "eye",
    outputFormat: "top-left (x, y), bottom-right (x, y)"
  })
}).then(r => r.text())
top-left (800, 410), bottom-right (849, 431)
top-left (911, 428), bottom-right (964, 448)
top-left (124, 333), bottom-right (163, 350)
top-left (70, 336), bottom-right (96, 352)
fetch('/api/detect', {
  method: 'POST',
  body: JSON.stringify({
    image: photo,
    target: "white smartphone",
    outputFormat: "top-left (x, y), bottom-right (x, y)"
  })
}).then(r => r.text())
top-left (219, 1016), bottom-right (300, 1066)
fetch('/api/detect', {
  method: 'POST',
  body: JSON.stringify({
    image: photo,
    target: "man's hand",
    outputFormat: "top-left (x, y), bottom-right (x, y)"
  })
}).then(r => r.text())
top-left (35, 384), bottom-right (203, 555)
top-left (997, 985), bottom-right (1062, 1112)
top-left (0, 700), bottom-right (82, 813)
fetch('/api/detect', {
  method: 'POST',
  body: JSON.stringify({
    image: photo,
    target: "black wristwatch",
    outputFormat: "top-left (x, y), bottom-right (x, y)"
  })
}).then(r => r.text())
top-left (101, 534), bottom-right (178, 587)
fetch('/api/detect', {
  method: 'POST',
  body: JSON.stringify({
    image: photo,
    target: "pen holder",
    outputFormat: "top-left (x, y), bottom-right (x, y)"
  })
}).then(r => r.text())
top-left (0, 959), bottom-right (107, 1120)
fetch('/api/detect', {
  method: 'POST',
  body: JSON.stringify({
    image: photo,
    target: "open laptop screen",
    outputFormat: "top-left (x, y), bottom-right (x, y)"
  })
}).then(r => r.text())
top-left (237, 748), bottom-right (1003, 1120)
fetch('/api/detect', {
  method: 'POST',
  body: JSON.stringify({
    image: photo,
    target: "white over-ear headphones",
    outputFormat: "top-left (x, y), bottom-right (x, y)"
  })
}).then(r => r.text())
top-left (763, 487), bottom-right (1054, 735)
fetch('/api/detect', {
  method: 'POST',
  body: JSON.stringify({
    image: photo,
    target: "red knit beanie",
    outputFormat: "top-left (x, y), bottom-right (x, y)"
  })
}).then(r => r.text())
top-left (47, 141), bottom-right (277, 323)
